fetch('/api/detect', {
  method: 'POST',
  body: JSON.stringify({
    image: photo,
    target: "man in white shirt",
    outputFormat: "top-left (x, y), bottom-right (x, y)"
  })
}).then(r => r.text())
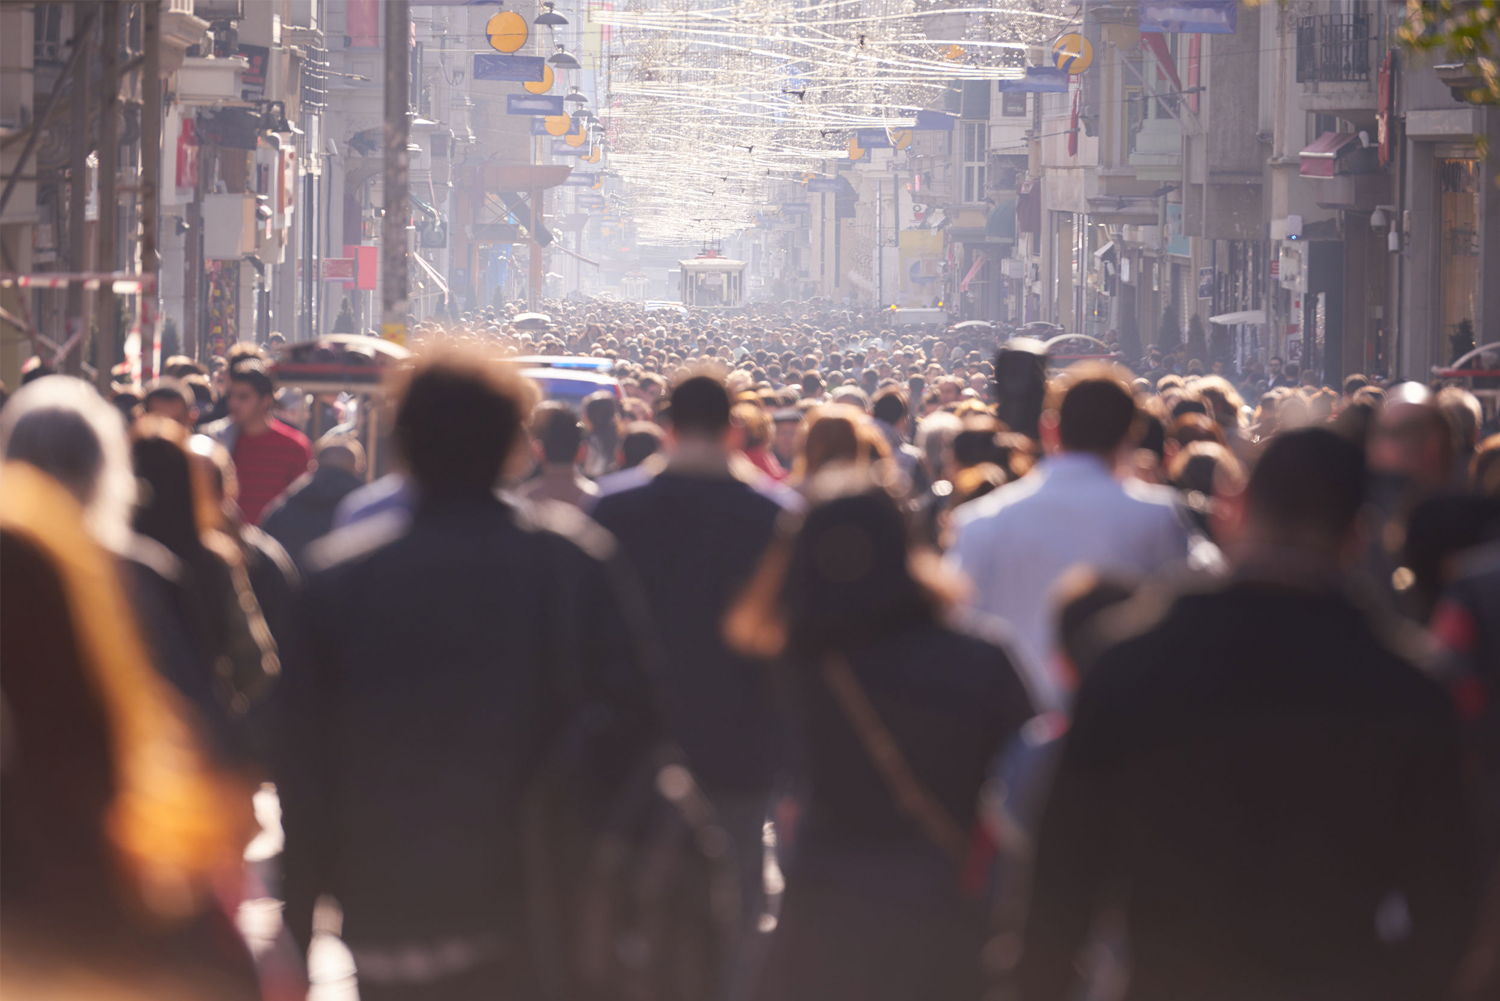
top-left (950, 365), bottom-right (1191, 711)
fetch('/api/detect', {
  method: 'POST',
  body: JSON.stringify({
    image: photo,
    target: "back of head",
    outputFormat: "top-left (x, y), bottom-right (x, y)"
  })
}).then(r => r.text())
top-left (531, 401), bottom-right (585, 465)
top-left (1246, 427), bottom-right (1366, 551)
top-left (871, 387), bottom-right (908, 426)
top-left (1051, 364), bottom-right (1138, 456)
top-left (1053, 568), bottom-right (1138, 679)
top-left (130, 416), bottom-right (204, 560)
top-left (670, 374), bottom-right (731, 439)
top-left (583, 391), bottom-right (620, 434)
top-left (315, 433), bottom-right (367, 476)
top-left (393, 346), bottom-right (538, 497)
top-left (620, 421), bottom-right (666, 468)
top-left (732, 402), bottom-right (772, 451)
top-left (0, 376), bottom-right (135, 551)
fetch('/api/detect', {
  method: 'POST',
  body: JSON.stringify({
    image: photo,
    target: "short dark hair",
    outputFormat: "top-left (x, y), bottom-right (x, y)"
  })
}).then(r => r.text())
top-left (1246, 427), bottom-right (1366, 545)
top-left (620, 421), bottom-right (666, 468)
top-left (229, 359), bottom-right (275, 398)
top-left (1053, 367), bottom-right (1138, 455)
top-left (531, 401), bottom-right (585, 464)
top-left (1342, 373), bottom-right (1369, 397)
top-left (871, 387), bottom-right (908, 426)
top-left (393, 346), bottom-right (537, 497)
top-left (142, 379), bottom-right (194, 412)
top-left (670, 375), bottom-right (732, 437)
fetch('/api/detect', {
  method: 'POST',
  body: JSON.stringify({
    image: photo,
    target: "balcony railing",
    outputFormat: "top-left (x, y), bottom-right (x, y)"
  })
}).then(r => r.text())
top-left (1296, 13), bottom-right (1373, 84)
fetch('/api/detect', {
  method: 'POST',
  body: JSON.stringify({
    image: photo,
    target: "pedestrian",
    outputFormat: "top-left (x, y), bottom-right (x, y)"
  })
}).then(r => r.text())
top-left (949, 365), bottom-right (1192, 711)
top-left (1014, 428), bottom-right (1478, 1001)
top-left (215, 359), bottom-right (312, 525)
top-left (725, 468), bottom-right (1033, 1001)
top-left (591, 373), bottom-right (801, 990)
top-left (517, 400), bottom-right (599, 508)
top-left (260, 434), bottom-right (369, 570)
top-left (275, 345), bottom-right (657, 1001)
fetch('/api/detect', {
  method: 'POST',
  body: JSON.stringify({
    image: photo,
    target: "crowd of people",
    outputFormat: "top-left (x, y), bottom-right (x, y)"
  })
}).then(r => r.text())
top-left (2, 294), bottom-right (1498, 1001)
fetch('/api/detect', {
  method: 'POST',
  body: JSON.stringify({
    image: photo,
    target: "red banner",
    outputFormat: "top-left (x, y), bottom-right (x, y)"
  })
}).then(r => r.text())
top-left (347, 0), bottom-right (379, 47)
top-left (176, 118), bottom-right (198, 189)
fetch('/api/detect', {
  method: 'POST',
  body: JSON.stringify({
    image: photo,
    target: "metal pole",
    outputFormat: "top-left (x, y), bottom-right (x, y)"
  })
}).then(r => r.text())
top-left (94, 0), bottom-right (121, 392)
top-left (141, 1), bottom-right (161, 379)
top-left (62, 6), bottom-right (95, 375)
top-left (381, 0), bottom-right (411, 345)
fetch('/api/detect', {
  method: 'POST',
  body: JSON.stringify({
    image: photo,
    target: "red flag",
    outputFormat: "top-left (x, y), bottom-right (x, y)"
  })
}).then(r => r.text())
top-left (1068, 90), bottom-right (1079, 157)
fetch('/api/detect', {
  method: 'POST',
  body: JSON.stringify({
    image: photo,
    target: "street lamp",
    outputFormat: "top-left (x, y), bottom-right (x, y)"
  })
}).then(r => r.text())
top-left (548, 46), bottom-right (581, 70)
top-left (534, 2), bottom-right (569, 27)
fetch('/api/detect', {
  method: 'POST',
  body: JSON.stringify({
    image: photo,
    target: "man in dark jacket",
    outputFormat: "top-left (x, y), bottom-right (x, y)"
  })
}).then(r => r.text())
top-left (259, 435), bottom-right (367, 570)
top-left (276, 348), bottom-right (656, 1001)
top-left (591, 374), bottom-right (800, 985)
top-left (1016, 428), bottom-right (1478, 1001)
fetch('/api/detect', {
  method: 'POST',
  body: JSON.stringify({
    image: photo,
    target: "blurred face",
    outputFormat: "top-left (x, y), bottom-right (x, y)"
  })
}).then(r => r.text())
top-left (773, 419), bottom-right (799, 461)
top-left (227, 382), bottom-right (272, 428)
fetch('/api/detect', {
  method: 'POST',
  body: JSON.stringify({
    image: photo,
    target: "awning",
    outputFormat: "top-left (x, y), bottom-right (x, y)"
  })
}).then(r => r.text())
top-left (412, 253), bottom-right (449, 300)
top-left (959, 253), bottom-right (988, 293)
top-left (1208, 309), bottom-right (1266, 325)
top-left (1299, 132), bottom-right (1360, 178)
top-left (1092, 240), bottom-right (1116, 259)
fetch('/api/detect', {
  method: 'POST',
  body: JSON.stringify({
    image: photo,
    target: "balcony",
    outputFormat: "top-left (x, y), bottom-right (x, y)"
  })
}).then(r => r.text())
top-left (1296, 14), bottom-right (1373, 84)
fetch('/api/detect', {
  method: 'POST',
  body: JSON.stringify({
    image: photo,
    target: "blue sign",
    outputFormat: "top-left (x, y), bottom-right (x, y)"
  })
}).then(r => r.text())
top-left (805, 178), bottom-right (841, 193)
top-left (473, 53), bottom-right (546, 82)
top-left (577, 193), bottom-right (605, 207)
top-left (855, 128), bottom-right (891, 149)
top-left (563, 172), bottom-right (599, 187)
top-left (914, 110), bottom-right (956, 131)
top-left (507, 94), bottom-right (565, 116)
top-left (782, 201), bottom-right (811, 213)
top-left (551, 138), bottom-right (588, 156)
top-left (531, 116), bottom-right (578, 136)
top-left (1138, 0), bottom-right (1237, 34)
top-left (996, 66), bottom-right (1068, 93)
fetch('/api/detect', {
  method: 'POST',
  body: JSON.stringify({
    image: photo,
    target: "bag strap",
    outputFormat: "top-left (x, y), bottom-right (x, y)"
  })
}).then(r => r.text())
top-left (821, 652), bottom-right (970, 864)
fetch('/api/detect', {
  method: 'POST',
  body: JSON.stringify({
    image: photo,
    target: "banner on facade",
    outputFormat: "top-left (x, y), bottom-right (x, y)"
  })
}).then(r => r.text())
top-left (550, 138), bottom-right (588, 156)
top-left (322, 258), bottom-right (356, 282)
top-left (474, 53), bottom-right (547, 82)
top-left (1198, 266), bottom-right (1214, 299)
top-left (854, 128), bottom-right (891, 149)
top-left (805, 178), bottom-right (842, 193)
top-left (563, 172), bottom-right (600, 187)
top-left (507, 94), bottom-right (566, 116)
top-left (996, 66), bottom-right (1068, 93)
top-left (1138, 0), bottom-right (1237, 34)
top-left (914, 110), bottom-right (956, 131)
top-left (782, 201), bottom-right (811, 213)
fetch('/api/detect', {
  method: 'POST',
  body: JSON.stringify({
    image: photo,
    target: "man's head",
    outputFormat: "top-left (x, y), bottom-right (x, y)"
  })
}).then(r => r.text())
top-left (315, 433), bottom-right (367, 477)
top-left (871, 387), bottom-right (909, 430)
top-left (141, 379), bottom-right (197, 427)
top-left (393, 346), bottom-right (538, 497)
top-left (1240, 427), bottom-right (1366, 558)
top-left (670, 375), bottom-right (732, 443)
top-left (619, 421), bottom-right (666, 468)
top-left (1043, 364), bottom-right (1139, 459)
top-left (530, 401), bottom-right (586, 466)
top-left (226, 360), bottom-right (276, 430)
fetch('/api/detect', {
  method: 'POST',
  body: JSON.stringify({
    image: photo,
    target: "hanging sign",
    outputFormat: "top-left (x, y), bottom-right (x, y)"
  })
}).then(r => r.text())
top-left (486, 10), bottom-right (529, 53)
top-left (551, 139), bottom-right (588, 156)
top-left (1138, 0), bottom-right (1237, 34)
top-left (508, 94), bottom-right (566, 116)
top-left (1051, 34), bottom-right (1093, 74)
top-left (997, 66), bottom-right (1069, 92)
top-left (805, 178), bottom-right (841, 193)
top-left (563, 172), bottom-right (599, 186)
top-left (474, 53), bottom-right (546, 82)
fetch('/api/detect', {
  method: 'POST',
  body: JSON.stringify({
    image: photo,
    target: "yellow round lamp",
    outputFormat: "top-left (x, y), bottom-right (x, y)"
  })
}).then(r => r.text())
top-left (565, 130), bottom-right (587, 147)
top-left (584, 145), bottom-right (601, 163)
top-left (486, 11), bottom-right (529, 54)
top-left (543, 115), bottom-right (572, 136)
top-left (523, 63), bottom-right (555, 95)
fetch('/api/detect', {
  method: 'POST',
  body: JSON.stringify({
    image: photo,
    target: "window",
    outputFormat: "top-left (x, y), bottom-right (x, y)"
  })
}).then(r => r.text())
top-left (963, 121), bottom-right (987, 203)
top-left (1001, 91), bottom-right (1028, 117)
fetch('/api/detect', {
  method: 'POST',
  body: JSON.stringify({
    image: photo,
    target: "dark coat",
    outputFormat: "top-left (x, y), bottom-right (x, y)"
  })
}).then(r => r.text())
top-left (1016, 575), bottom-right (1478, 1001)
top-left (758, 622), bottom-right (1033, 1001)
top-left (590, 456), bottom-right (797, 794)
top-left (273, 494), bottom-right (656, 954)
top-left (260, 466), bottom-right (365, 571)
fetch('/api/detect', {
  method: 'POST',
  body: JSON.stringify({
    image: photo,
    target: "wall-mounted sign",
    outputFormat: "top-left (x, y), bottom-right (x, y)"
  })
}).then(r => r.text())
top-left (474, 53), bottom-right (546, 83)
top-left (508, 94), bottom-right (566, 116)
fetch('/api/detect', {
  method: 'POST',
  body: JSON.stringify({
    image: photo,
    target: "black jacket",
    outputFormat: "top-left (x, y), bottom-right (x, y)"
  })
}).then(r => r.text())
top-left (591, 455), bottom-right (797, 794)
top-left (260, 466), bottom-right (365, 571)
top-left (1016, 574), bottom-right (1477, 1001)
top-left (274, 494), bottom-right (656, 952)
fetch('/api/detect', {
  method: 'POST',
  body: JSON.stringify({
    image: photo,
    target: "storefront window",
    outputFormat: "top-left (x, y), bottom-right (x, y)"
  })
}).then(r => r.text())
top-left (1438, 157), bottom-right (1480, 359)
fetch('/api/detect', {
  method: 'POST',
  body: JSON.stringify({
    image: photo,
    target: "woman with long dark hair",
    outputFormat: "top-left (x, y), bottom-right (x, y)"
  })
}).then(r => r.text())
top-left (727, 466), bottom-right (1034, 1001)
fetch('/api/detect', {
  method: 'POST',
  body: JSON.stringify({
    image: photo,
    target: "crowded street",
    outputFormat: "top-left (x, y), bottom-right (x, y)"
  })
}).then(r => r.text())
top-left (2, 2), bottom-right (1500, 1001)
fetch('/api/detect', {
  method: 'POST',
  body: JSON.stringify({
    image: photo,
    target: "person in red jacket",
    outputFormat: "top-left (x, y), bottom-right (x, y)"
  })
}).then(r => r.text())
top-left (223, 360), bottom-right (311, 524)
